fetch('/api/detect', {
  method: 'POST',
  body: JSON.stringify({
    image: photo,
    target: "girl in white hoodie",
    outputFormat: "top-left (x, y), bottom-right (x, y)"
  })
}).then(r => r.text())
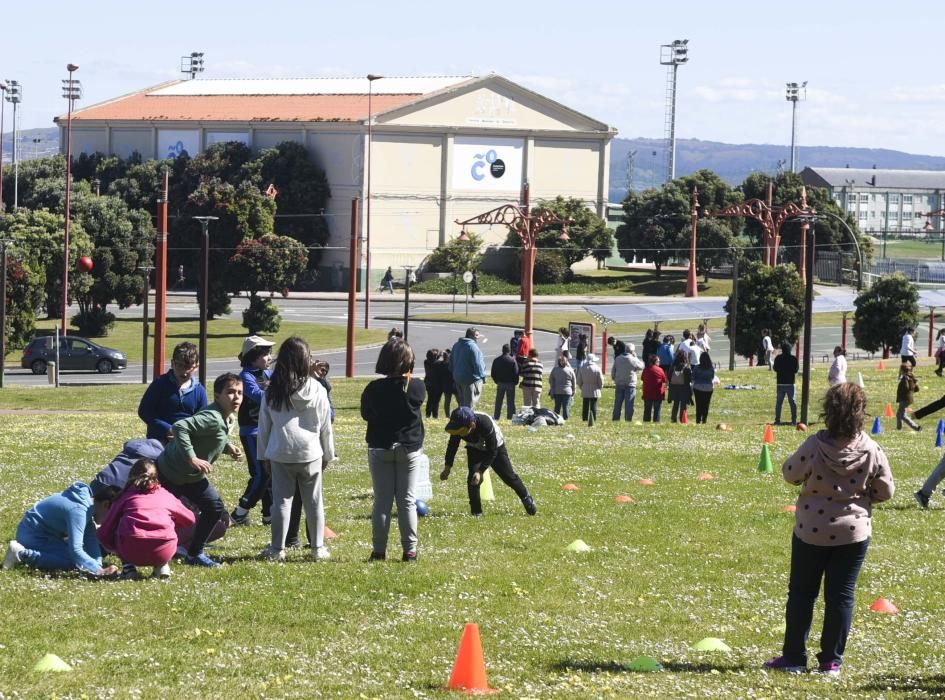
top-left (257, 337), bottom-right (335, 562)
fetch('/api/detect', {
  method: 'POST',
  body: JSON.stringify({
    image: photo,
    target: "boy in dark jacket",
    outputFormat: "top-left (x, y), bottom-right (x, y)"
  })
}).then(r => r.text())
top-left (440, 407), bottom-right (536, 517)
top-left (138, 342), bottom-right (208, 443)
top-left (490, 344), bottom-right (519, 420)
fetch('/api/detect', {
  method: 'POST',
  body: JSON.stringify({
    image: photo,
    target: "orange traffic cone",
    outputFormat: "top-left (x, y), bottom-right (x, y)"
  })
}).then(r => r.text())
top-left (884, 402), bottom-right (894, 418)
top-left (878, 359), bottom-right (886, 371)
top-left (447, 623), bottom-right (494, 694)
top-left (680, 409), bottom-right (688, 424)
top-left (763, 424), bottom-right (775, 444)
top-left (869, 598), bottom-right (899, 614)
top-left (323, 526), bottom-right (337, 540)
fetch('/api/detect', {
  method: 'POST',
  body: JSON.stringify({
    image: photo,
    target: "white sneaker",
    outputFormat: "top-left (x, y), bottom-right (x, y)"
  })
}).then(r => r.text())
top-left (257, 545), bottom-right (286, 563)
top-left (313, 546), bottom-right (331, 561)
top-left (3, 541), bottom-right (24, 571)
top-left (152, 563), bottom-right (172, 579)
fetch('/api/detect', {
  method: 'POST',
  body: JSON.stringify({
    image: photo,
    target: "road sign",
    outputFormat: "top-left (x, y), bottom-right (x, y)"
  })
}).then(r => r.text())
top-left (462, 271), bottom-right (474, 284)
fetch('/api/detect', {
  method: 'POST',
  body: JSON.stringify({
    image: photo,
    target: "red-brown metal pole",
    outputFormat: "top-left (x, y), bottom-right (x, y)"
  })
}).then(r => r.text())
top-left (153, 188), bottom-right (168, 380)
top-left (686, 186), bottom-right (698, 297)
top-left (346, 198), bottom-right (359, 377)
top-left (798, 188), bottom-right (809, 282)
top-left (841, 312), bottom-right (848, 352)
top-left (522, 183), bottom-right (533, 334)
top-left (765, 181), bottom-right (774, 266)
top-left (929, 308), bottom-right (935, 357)
top-left (601, 328), bottom-right (608, 375)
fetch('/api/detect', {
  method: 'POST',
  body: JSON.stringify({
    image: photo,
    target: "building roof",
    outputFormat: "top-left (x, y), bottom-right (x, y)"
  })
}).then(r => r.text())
top-left (802, 166), bottom-right (945, 190)
top-left (63, 76), bottom-right (475, 123)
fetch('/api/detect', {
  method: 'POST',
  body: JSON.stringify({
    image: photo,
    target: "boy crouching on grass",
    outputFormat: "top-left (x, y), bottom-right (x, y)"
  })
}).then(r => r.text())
top-left (157, 373), bottom-right (243, 569)
top-left (440, 406), bottom-right (537, 517)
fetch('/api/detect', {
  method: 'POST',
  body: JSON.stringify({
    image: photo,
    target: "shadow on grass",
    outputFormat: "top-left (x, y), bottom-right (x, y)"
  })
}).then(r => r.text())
top-left (551, 659), bottom-right (749, 675)
top-left (859, 674), bottom-right (945, 695)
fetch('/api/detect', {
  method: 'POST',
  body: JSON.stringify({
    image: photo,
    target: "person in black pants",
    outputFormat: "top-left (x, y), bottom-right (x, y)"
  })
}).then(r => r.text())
top-left (437, 350), bottom-right (458, 416)
top-left (440, 407), bottom-right (536, 517)
top-left (424, 349), bottom-right (443, 419)
top-left (490, 344), bottom-right (519, 420)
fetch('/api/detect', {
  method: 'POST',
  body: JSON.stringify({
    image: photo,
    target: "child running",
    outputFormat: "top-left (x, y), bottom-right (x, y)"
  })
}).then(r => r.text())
top-left (764, 383), bottom-right (894, 676)
top-left (895, 362), bottom-right (921, 431)
top-left (440, 406), bottom-right (537, 517)
top-left (97, 459), bottom-right (196, 579)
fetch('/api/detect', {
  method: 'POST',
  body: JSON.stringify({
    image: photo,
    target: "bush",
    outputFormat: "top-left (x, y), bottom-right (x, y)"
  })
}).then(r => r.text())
top-left (532, 250), bottom-right (569, 284)
top-left (71, 308), bottom-right (116, 337)
top-left (425, 232), bottom-right (484, 274)
top-left (242, 296), bottom-right (281, 334)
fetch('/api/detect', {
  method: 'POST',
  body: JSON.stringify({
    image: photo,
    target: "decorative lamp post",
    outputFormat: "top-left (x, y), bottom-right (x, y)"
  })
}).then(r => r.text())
top-left (402, 265), bottom-right (415, 342)
top-left (60, 64), bottom-right (81, 336)
top-left (785, 81), bottom-right (807, 173)
top-left (685, 186), bottom-right (699, 297)
top-left (920, 210), bottom-right (945, 261)
top-left (455, 182), bottom-right (571, 338)
top-left (4, 80), bottom-right (21, 210)
top-left (364, 73), bottom-right (383, 330)
top-left (192, 216), bottom-right (218, 388)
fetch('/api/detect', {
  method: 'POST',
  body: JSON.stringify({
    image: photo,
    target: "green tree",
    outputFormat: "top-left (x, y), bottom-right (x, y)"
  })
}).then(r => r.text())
top-left (724, 260), bottom-right (805, 359)
top-left (677, 218), bottom-right (740, 283)
top-left (425, 232), bottom-right (484, 274)
top-left (852, 274), bottom-right (919, 357)
top-left (1, 247), bottom-right (45, 348)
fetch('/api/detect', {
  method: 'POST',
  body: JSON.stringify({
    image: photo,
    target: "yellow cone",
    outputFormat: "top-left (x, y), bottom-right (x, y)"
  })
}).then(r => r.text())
top-left (479, 470), bottom-right (495, 501)
top-left (33, 654), bottom-right (72, 672)
top-left (566, 539), bottom-right (591, 552)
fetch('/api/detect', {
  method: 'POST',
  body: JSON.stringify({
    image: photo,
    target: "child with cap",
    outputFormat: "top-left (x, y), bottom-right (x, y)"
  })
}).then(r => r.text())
top-left (231, 335), bottom-right (275, 526)
top-left (440, 406), bottom-right (537, 517)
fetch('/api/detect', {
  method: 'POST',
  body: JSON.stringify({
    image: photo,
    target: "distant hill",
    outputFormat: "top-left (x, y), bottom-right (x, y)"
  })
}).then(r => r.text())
top-left (0, 127), bottom-right (59, 164)
top-left (609, 137), bottom-right (945, 202)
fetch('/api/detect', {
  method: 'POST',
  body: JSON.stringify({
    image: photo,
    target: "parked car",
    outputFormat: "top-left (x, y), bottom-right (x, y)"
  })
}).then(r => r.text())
top-left (20, 335), bottom-right (127, 374)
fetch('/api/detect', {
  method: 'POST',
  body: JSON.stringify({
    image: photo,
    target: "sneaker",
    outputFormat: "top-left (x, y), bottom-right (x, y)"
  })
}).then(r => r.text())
top-left (915, 490), bottom-right (930, 509)
top-left (313, 546), bottom-right (331, 561)
top-left (152, 563), bottom-right (172, 579)
top-left (120, 564), bottom-right (141, 581)
top-left (174, 545), bottom-right (188, 559)
top-left (285, 538), bottom-right (302, 549)
top-left (522, 495), bottom-right (537, 516)
top-left (229, 509), bottom-right (251, 526)
top-left (184, 552), bottom-right (221, 568)
top-left (763, 656), bottom-right (807, 673)
top-left (402, 550), bottom-right (418, 562)
top-left (257, 545), bottom-right (286, 563)
top-left (261, 515), bottom-right (272, 526)
top-left (816, 661), bottom-right (841, 676)
top-left (368, 551), bottom-right (386, 561)
top-left (2, 540), bottom-right (25, 571)
top-left (471, 511), bottom-right (484, 518)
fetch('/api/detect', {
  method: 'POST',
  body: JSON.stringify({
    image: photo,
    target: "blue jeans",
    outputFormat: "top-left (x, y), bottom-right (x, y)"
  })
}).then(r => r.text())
top-left (776, 385), bottom-right (797, 424)
top-left (158, 474), bottom-right (225, 558)
top-left (16, 520), bottom-right (101, 574)
top-left (612, 384), bottom-right (636, 421)
top-left (783, 535), bottom-right (869, 666)
top-left (554, 394), bottom-right (571, 420)
top-left (238, 434), bottom-right (271, 515)
top-left (494, 382), bottom-right (516, 420)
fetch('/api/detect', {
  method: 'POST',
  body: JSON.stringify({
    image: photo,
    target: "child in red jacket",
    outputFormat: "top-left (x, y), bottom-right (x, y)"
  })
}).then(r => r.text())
top-left (641, 354), bottom-right (667, 423)
top-left (97, 459), bottom-right (196, 579)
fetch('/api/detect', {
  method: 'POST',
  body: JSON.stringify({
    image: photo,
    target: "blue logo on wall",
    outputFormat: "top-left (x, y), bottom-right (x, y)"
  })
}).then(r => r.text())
top-left (166, 140), bottom-right (187, 158)
top-left (471, 149), bottom-right (506, 182)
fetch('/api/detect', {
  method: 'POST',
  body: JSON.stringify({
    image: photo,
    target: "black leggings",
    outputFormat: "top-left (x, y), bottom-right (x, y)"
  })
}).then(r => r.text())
top-left (693, 389), bottom-right (713, 424)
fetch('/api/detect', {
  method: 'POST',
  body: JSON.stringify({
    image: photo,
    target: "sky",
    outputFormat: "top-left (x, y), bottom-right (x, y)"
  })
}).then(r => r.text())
top-left (2, 0), bottom-right (945, 155)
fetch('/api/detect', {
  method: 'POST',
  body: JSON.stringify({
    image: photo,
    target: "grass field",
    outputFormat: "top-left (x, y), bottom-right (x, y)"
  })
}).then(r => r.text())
top-left (1, 363), bottom-right (944, 698)
top-left (879, 237), bottom-right (945, 261)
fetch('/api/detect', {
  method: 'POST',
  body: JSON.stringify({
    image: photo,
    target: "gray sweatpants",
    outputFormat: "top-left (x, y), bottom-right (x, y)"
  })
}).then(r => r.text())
top-left (368, 445), bottom-right (422, 554)
top-left (270, 459), bottom-right (324, 554)
top-left (920, 452), bottom-right (945, 498)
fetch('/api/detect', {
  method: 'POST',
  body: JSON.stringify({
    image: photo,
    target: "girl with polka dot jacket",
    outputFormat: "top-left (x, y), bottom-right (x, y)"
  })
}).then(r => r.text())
top-left (765, 383), bottom-right (894, 676)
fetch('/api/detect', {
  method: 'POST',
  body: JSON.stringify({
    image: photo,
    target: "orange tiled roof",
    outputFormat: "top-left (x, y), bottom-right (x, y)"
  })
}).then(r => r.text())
top-left (70, 93), bottom-right (420, 122)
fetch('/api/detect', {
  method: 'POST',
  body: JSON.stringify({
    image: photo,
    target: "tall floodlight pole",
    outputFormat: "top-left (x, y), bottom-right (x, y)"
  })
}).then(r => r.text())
top-left (785, 81), bottom-right (807, 174)
top-left (60, 64), bottom-right (81, 336)
top-left (192, 216), bottom-right (218, 388)
top-left (0, 238), bottom-right (9, 388)
top-left (0, 81), bottom-right (6, 211)
top-left (364, 74), bottom-right (383, 330)
top-left (660, 39), bottom-right (689, 183)
top-left (4, 81), bottom-right (21, 210)
top-left (180, 52), bottom-right (205, 79)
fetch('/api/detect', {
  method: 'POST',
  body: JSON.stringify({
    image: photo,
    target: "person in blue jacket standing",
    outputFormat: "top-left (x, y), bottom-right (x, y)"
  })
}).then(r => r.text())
top-left (4, 482), bottom-right (122, 576)
top-left (449, 327), bottom-right (486, 409)
top-left (137, 342), bottom-right (208, 444)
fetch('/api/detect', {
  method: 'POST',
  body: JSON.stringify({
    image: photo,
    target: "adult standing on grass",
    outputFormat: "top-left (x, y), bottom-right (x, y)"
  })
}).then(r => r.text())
top-left (360, 339), bottom-right (426, 562)
top-left (762, 329), bottom-right (774, 370)
top-left (764, 383), bottom-right (894, 676)
top-left (549, 353), bottom-right (577, 420)
top-left (424, 349), bottom-right (444, 419)
top-left (641, 354), bottom-right (667, 423)
top-left (611, 341), bottom-right (644, 422)
top-left (900, 327), bottom-right (916, 368)
top-left (138, 342), bottom-right (207, 445)
top-left (555, 327), bottom-right (570, 357)
top-left (519, 348), bottom-right (544, 408)
top-left (575, 334), bottom-right (589, 367)
top-left (691, 352), bottom-right (720, 424)
top-left (157, 373), bottom-right (244, 568)
top-left (437, 350), bottom-right (458, 417)
top-left (656, 334), bottom-right (675, 379)
top-left (231, 336), bottom-right (275, 527)
top-left (774, 341), bottom-right (799, 426)
top-left (667, 351), bottom-right (692, 423)
top-left (828, 346), bottom-right (847, 387)
top-left (514, 329), bottom-right (532, 370)
top-left (935, 329), bottom-right (945, 376)
top-left (449, 327), bottom-right (486, 409)
top-left (490, 344), bottom-right (519, 420)
top-left (577, 353), bottom-right (604, 425)
top-left (257, 338), bottom-right (335, 563)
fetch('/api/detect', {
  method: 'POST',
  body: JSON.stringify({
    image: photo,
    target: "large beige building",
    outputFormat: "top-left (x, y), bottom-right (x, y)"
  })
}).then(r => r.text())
top-left (57, 74), bottom-right (615, 286)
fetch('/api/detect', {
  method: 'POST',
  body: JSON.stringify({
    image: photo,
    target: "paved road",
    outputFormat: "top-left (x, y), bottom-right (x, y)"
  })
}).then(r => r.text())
top-left (2, 296), bottom-right (887, 387)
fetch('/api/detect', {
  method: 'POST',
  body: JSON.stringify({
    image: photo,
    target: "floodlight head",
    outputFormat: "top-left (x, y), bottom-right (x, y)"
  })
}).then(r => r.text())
top-left (4, 80), bottom-right (21, 103)
top-left (181, 52), bottom-right (205, 79)
top-left (0, 80), bottom-right (6, 91)
top-left (66, 64), bottom-right (79, 73)
top-left (367, 74), bottom-right (383, 81)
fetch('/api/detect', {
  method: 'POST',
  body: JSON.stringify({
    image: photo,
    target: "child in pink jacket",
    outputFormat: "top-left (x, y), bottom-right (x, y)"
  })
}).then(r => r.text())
top-left (97, 459), bottom-right (196, 579)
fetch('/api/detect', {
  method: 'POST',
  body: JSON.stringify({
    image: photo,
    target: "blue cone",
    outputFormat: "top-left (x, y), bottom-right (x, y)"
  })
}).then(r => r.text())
top-left (937, 431), bottom-right (944, 448)
top-left (871, 416), bottom-right (882, 435)
top-left (937, 418), bottom-right (945, 434)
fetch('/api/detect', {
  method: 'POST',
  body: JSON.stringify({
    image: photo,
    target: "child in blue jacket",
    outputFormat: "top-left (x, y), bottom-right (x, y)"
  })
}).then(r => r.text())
top-left (137, 342), bottom-right (208, 444)
top-left (4, 482), bottom-right (121, 576)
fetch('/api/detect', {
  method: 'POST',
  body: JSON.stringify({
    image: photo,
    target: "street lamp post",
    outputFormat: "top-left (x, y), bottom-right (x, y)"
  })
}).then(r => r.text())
top-left (0, 238), bottom-right (9, 388)
top-left (454, 182), bottom-right (570, 338)
top-left (4, 80), bottom-right (21, 210)
top-left (785, 81), bottom-right (807, 174)
top-left (402, 265), bottom-right (415, 342)
top-left (799, 217), bottom-right (816, 425)
top-left (817, 210), bottom-right (864, 290)
top-left (685, 186), bottom-right (699, 297)
top-left (192, 216), bottom-right (218, 388)
top-left (660, 39), bottom-right (689, 183)
top-left (728, 248), bottom-right (739, 371)
top-left (364, 73), bottom-right (383, 330)
top-left (137, 265), bottom-right (154, 384)
top-left (0, 81), bottom-right (7, 210)
top-left (61, 64), bottom-right (81, 336)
